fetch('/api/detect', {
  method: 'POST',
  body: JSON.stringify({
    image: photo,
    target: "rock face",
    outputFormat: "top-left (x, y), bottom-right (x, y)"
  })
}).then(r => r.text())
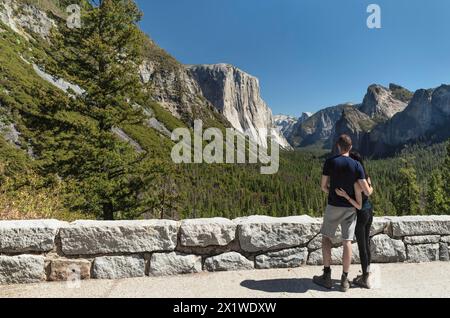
top-left (139, 57), bottom-right (227, 128)
top-left (359, 84), bottom-right (409, 122)
top-left (370, 234), bottom-right (406, 263)
top-left (390, 216), bottom-right (450, 237)
top-left (180, 218), bottom-right (236, 247)
top-left (273, 113), bottom-right (311, 140)
top-left (48, 259), bottom-right (91, 282)
top-left (236, 215), bottom-right (321, 253)
top-left (0, 219), bottom-right (66, 253)
top-left (0, 255), bottom-right (45, 284)
top-left (288, 104), bottom-right (350, 148)
top-left (60, 220), bottom-right (179, 255)
top-left (0, 0), bottom-right (55, 40)
top-left (365, 85), bottom-right (450, 157)
top-left (406, 244), bottom-right (440, 263)
top-left (187, 64), bottom-right (291, 149)
top-left (204, 252), bottom-right (254, 272)
top-left (255, 247), bottom-right (308, 269)
top-left (332, 106), bottom-right (376, 153)
top-left (150, 252), bottom-right (202, 276)
top-left (92, 255), bottom-right (145, 280)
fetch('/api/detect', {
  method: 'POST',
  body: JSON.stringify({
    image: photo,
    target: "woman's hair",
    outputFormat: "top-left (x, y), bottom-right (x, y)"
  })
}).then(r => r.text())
top-left (350, 151), bottom-right (369, 180)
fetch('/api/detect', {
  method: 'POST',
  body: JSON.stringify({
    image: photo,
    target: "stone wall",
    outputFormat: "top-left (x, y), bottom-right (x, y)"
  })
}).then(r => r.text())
top-left (1, 216), bottom-right (449, 285)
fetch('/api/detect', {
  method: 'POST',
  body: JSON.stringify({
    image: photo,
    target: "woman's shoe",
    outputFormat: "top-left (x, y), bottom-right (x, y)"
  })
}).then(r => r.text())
top-left (353, 274), bottom-right (372, 289)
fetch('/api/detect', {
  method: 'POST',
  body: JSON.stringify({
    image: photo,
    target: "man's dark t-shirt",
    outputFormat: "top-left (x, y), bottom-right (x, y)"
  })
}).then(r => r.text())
top-left (323, 155), bottom-right (366, 208)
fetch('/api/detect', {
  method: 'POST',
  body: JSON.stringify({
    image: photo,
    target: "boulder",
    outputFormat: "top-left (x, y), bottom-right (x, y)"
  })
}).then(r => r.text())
top-left (92, 255), bottom-right (145, 279)
top-left (255, 247), bottom-right (308, 269)
top-left (389, 216), bottom-right (450, 237)
top-left (236, 216), bottom-right (321, 253)
top-left (48, 259), bottom-right (91, 281)
top-left (149, 252), bottom-right (202, 276)
top-left (406, 244), bottom-right (440, 263)
top-left (370, 234), bottom-right (406, 263)
top-left (307, 244), bottom-right (360, 265)
top-left (205, 252), bottom-right (254, 272)
top-left (0, 220), bottom-right (67, 253)
top-left (0, 255), bottom-right (45, 284)
top-left (60, 220), bottom-right (179, 255)
top-left (180, 218), bottom-right (236, 247)
top-left (404, 235), bottom-right (441, 245)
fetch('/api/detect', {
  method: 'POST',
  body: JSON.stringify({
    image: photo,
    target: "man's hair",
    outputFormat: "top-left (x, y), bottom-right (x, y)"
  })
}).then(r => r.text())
top-left (336, 134), bottom-right (352, 153)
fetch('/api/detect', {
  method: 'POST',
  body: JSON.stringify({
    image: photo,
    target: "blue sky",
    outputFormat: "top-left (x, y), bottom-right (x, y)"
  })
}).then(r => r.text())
top-left (136, 0), bottom-right (450, 117)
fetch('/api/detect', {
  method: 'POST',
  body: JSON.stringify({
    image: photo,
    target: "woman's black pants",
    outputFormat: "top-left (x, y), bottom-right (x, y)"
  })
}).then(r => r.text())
top-left (355, 208), bottom-right (374, 275)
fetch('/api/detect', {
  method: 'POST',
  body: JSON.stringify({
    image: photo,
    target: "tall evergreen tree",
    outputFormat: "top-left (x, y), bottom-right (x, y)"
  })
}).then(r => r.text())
top-left (29, 0), bottom-right (168, 220)
top-left (426, 171), bottom-right (447, 215)
top-left (393, 158), bottom-right (421, 215)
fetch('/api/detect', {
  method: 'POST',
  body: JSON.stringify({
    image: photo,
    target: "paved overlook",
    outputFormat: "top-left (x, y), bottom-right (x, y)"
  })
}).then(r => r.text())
top-left (1, 263), bottom-right (450, 298)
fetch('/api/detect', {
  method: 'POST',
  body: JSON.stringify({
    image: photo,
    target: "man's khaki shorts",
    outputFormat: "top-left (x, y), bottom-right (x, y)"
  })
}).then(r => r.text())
top-left (321, 205), bottom-right (357, 241)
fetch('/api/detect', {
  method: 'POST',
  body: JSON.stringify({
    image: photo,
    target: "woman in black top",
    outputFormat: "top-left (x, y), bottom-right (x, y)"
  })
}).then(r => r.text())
top-left (335, 151), bottom-right (374, 289)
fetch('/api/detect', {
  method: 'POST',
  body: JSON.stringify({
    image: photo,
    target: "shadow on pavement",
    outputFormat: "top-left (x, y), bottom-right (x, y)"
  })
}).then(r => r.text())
top-left (240, 278), bottom-right (340, 293)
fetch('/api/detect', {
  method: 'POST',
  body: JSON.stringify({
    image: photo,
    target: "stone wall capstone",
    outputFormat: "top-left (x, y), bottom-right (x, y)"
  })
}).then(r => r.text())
top-left (0, 215), bottom-right (449, 285)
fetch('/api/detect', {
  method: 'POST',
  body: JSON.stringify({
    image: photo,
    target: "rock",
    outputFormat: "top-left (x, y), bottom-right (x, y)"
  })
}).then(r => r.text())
top-left (150, 252), bottom-right (202, 276)
top-left (33, 64), bottom-right (85, 96)
top-left (370, 217), bottom-right (391, 236)
top-left (180, 218), bottom-right (236, 247)
top-left (406, 244), bottom-right (440, 263)
top-left (92, 256), bottom-right (145, 280)
top-left (441, 236), bottom-right (450, 244)
top-left (439, 243), bottom-right (449, 262)
top-left (204, 252), bottom-right (254, 272)
top-left (187, 64), bottom-right (291, 149)
top-left (48, 259), bottom-right (91, 282)
top-left (370, 234), bottom-right (406, 263)
top-left (404, 235), bottom-right (441, 245)
top-left (0, 255), bottom-right (45, 284)
top-left (0, 219), bottom-right (67, 253)
top-left (366, 86), bottom-right (450, 158)
top-left (255, 247), bottom-right (308, 269)
top-left (236, 215), bottom-right (321, 253)
top-left (307, 244), bottom-right (360, 266)
top-left (390, 216), bottom-right (450, 237)
top-left (60, 220), bottom-right (179, 255)
top-left (359, 84), bottom-right (409, 121)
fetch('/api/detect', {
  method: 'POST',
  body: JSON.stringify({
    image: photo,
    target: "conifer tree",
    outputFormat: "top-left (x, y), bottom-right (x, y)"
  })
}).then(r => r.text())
top-left (426, 171), bottom-right (447, 215)
top-left (393, 158), bottom-right (421, 215)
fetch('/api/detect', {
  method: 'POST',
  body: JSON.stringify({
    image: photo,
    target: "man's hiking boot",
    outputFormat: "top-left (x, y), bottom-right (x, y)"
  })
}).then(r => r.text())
top-left (313, 270), bottom-right (332, 289)
top-left (340, 274), bottom-right (351, 292)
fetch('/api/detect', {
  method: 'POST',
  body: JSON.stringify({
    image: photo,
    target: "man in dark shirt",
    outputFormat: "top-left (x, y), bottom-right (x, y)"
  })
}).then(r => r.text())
top-left (313, 134), bottom-right (373, 292)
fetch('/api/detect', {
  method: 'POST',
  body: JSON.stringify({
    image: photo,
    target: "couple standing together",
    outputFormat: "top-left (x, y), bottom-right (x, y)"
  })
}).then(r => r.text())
top-left (313, 134), bottom-right (374, 292)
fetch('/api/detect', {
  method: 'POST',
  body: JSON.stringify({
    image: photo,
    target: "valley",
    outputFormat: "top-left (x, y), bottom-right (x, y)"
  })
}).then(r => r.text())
top-left (0, 0), bottom-right (449, 221)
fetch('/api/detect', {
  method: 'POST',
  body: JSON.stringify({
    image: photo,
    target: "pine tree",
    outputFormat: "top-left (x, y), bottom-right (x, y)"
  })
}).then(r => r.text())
top-left (30, 0), bottom-right (167, 220)
top-left (426, 171), bottom-right (447, 215)
top-left (393, 158), bottom-right (421, 215)
top-left (443, 140), bottom-right (450, 214)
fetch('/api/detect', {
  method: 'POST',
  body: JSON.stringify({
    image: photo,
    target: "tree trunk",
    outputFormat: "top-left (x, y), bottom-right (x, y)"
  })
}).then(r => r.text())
top-left (103, 202), bottom-right (114, 220)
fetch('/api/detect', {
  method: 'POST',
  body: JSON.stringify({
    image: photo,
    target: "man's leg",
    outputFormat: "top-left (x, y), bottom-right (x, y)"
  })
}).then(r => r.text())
top-left (313, 205), bottom-right (338, 289)
top-left (322, 236), bottom-right (333, 268)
